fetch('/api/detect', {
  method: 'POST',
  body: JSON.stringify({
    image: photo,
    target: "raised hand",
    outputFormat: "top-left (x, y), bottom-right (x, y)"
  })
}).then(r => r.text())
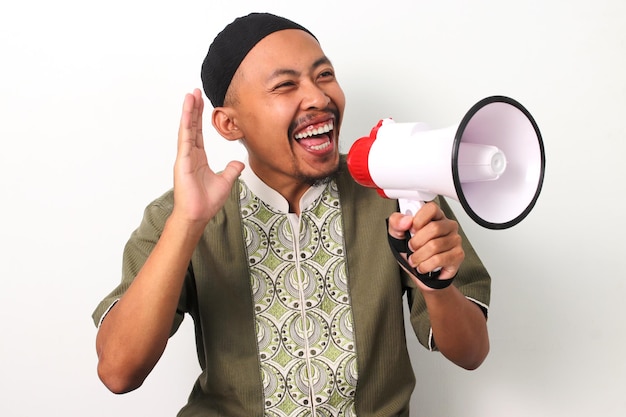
top-left (172, 88), bottom-right (244, 225)
top-left (95, 91), bottom-right (244, 393)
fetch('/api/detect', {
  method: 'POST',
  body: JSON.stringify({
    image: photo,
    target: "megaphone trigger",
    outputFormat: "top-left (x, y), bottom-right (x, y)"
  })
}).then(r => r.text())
top-left (398, 198), bottom-right (423, 217)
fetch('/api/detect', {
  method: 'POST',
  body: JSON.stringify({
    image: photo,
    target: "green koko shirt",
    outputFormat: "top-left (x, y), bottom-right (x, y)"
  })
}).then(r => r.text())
top-left (92, 157), bottom-right (490, 417)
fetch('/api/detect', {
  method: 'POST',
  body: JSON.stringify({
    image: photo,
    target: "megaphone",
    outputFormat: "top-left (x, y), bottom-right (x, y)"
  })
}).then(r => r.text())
top-left (347, 95), bottom-right (545, 230)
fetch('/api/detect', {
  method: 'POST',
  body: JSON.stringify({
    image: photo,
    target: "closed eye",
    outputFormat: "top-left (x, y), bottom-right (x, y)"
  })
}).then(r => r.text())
top-left (275, 81), bottom-right (296, 89)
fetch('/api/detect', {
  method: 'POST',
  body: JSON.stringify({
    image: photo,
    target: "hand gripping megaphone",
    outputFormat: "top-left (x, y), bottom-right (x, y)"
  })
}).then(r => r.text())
top-left (347, 95), bottom-right (546, 230)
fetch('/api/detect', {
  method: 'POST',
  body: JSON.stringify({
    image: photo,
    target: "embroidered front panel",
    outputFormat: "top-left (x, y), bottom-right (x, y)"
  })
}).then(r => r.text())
top-left (240, 181), bottom-right (358, 417)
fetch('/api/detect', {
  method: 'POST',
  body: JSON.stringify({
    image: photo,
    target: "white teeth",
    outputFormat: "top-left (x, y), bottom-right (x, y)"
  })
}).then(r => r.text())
top-left (310, 140), bottom-right (331, 151)
top-left (295, 121), bottom-right (334, 140)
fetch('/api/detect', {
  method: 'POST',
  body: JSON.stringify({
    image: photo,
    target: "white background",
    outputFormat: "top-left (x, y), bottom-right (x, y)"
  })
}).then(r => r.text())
top-left (1, 1), bottom-right (625, 416)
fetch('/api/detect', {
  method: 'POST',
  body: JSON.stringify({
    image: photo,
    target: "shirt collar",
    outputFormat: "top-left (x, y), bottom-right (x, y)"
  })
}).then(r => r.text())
top-left (239, 159), bottom-right (327, 214)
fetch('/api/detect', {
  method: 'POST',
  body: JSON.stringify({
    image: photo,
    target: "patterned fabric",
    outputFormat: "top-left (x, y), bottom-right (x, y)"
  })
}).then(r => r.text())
top-left (240, 179), bottom-right (358, 416)
top-left (92, 157), bottom-right (491, 416)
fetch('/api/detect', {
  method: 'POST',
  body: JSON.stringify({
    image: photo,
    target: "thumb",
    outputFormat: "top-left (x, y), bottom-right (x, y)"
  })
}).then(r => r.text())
top-left (387, 212), bottom-right (413, 239)
top-left (220, 161), bottom-right (245, 184)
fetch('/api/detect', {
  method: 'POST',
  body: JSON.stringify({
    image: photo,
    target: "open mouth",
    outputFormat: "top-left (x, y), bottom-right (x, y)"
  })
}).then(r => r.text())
top-left (294, 120), bottom-right (335, 152)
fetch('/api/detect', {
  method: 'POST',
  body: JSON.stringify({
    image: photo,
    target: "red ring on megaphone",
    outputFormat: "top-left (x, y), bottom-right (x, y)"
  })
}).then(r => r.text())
top-left (347, 119), bottom-right (387, 188)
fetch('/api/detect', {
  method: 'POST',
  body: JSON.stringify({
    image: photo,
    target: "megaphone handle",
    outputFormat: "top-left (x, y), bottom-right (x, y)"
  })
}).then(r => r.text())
top-left (391, 200), bottom-right (452, 289)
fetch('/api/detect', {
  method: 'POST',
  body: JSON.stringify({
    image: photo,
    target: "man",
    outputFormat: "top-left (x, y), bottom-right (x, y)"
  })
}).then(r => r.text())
top-left (93, 12), bottom-right (490, 417)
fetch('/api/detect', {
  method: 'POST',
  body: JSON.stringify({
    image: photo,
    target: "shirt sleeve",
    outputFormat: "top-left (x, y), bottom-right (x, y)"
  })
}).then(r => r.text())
top-left (91, 190), bottom-right (189, 336)
top-left (405, 196), bottom-right (491, 351)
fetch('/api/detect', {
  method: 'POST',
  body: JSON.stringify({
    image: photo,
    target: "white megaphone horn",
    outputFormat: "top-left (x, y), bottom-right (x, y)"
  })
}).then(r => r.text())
top-left (347, 95), bottom-right (546, 230)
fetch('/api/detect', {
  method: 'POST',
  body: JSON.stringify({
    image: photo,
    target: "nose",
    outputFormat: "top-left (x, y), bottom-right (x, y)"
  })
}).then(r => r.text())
top-left (301, 81), bottom-right (331, 110)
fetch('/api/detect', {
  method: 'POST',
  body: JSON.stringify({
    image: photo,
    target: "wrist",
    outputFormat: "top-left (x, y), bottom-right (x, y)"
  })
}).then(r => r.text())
top-left (165, 211), bottom-right (208, 243)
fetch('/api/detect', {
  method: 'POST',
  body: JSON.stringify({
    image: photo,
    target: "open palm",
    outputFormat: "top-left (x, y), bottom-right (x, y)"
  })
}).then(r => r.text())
top-left (173, 89), bottom-right (244, 224)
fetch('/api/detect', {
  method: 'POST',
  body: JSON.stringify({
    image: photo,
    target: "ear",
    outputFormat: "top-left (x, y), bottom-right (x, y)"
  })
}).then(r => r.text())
top-left (212, 107), bottom-right (242, 142)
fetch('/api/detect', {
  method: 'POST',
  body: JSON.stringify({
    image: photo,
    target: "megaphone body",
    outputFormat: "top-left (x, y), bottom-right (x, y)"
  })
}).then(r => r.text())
top-left (347, 96), bottom-right (545, 230)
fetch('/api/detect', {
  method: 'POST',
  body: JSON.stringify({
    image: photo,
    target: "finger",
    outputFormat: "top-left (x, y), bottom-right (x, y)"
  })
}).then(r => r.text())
top-left (410, 201), bottom-right (442, 231)
top-left (408, 214), bottom-right (458, 253)
top-left (417, 245), bottom-right (464, 279)
top-left (192, 88), bottom-right (205, 149)
top-left (178, 93), bottom-right (196, 156)
top-left (409, 232), bottom-right (464, 276)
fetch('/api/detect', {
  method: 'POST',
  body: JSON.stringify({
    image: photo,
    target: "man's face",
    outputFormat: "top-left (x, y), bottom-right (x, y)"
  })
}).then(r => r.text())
top-left (225, 29), bottom-right (346, 191)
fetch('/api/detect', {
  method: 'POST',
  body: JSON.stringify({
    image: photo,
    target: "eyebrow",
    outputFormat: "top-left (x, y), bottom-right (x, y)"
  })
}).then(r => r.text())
top-left (266, 56), bottom-right (333, 82)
